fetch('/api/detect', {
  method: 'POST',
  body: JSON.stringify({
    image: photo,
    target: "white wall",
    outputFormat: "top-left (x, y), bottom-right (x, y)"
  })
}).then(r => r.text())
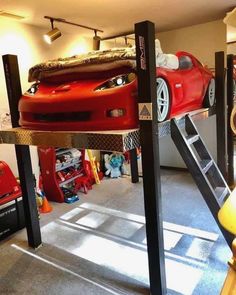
top-left (158, 19), bottom-right (226, 68)
top-left (227, 42), bottom-right (236, 54)
top-left (159, 116), bottom-right (217, 167)
top-left (0, 18), bottom-right (92, 177)
top-left (157, 20), bottom-right (227, 167)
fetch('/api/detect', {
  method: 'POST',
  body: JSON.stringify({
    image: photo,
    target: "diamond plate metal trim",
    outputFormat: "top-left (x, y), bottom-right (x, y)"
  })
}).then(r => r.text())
top-left (0, 108), bottom-right (215, 150)
top-left (0, 128), bottom-right (140, 152)
top-left (123, 129), bottom-right (140, 151)
top-left (158, 107), bottom-right (216, 138)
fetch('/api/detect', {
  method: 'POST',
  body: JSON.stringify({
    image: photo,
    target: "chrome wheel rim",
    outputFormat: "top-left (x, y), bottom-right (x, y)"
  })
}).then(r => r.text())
top-left (156, 78), bottom-right (170, 122)
top-left (208, 78), bottom-right (215, 107)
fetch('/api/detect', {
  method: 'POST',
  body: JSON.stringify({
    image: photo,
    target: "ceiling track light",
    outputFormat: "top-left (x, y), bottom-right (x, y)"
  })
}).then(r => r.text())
top-left (44, 19), bottom-right (61, 44)
top-left (101, 31), bottom-right (134, 41)
top-left (93, 30), bottom-right (101, 51)
top-left (43, 16), bottom-right (103, 46)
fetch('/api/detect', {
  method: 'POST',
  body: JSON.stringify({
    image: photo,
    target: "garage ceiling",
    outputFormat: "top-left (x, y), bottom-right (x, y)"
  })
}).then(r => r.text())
top-left (0, 0), bottom-right (236, 38)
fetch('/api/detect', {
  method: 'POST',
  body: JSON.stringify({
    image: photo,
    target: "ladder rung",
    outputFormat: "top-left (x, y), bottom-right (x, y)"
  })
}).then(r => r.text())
top-left (200, 159), bottom-right (214, 174)
top-left (215, 187), bottom-right (229, 204)
top-left (186, 134), bottom-right (199, 145)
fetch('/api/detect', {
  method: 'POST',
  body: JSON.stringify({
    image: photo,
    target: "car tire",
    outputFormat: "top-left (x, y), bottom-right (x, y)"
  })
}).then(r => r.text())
top-left (203, 78), bottom-right (215, 107)
top-left (156, 77), bottom-right (171, 122)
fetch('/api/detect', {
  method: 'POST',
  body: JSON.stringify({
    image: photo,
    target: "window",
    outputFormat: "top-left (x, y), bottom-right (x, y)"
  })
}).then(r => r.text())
top-left (179, 55), bottom-right (193, 70)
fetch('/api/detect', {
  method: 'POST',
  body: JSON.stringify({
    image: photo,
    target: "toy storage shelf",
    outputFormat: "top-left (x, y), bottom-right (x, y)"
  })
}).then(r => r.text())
top-left (59, 173), bottom-right (84, 187)
top-left (56, 148), bottom-right (78, 156)
top-left (56, 158), bottom-right (81, 172)
top-left (38, 147), bottom-right (85, 203)
top-left (0, 107), bottom-right (215, 150)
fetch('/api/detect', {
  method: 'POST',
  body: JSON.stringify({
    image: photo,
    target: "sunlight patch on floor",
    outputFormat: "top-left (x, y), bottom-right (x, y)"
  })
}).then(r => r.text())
top-left (38, 202), bottom-right (221, 294)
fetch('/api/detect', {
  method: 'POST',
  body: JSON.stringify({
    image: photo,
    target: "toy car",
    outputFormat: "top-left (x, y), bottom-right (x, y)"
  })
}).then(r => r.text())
top-left (61, 187), bottom-right (79, 204)
top-left (19, 51), bottom-right (215, 131)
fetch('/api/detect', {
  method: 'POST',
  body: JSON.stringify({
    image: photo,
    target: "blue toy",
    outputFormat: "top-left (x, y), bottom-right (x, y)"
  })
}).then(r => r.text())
top-left (104, 153), bottom-right (126, 178)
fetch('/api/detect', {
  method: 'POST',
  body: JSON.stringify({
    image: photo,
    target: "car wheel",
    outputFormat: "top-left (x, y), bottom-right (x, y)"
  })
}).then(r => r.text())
top-left (203, 78), bottom-right (215, 107)
top-left (156, 77), bottom-right (171, 122)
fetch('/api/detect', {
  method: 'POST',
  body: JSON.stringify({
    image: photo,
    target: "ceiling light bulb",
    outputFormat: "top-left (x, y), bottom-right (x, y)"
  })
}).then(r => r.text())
top-left (43, 27), bottom-right (61, 44)
top-left (43, 34), bottom-right (52, 44)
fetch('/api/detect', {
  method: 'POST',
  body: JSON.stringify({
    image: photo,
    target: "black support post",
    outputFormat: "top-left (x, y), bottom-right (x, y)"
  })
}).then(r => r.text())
top-left (135, 21), bottom-right (166, 295)
top-left (2, 54), bottom-right (42, 248)
top-left (129, 148), bottom-right (139, 183)
top-left (227, 54), bottom-right (235, 188)
top-left (215, 52), bottom-right (228, 180)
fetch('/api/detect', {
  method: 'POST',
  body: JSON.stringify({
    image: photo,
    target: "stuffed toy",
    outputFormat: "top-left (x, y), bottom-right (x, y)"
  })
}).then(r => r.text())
top-left (155, 39), bottom-right (179, 70)
top-left (104, 153), bottom-right (126, 178)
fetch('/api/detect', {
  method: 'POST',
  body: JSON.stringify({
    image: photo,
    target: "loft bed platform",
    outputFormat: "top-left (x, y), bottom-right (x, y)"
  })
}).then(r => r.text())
top-left (0, 127), bottom-right (140, 152)
top-left (159, 106), bottom-right (215, 137)
top-left (0, 107), bottom-right (215, 151)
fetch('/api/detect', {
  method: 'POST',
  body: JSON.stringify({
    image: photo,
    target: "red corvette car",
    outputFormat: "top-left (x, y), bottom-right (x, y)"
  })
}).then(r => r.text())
top-left (19, 51), bottom-right (215, 131)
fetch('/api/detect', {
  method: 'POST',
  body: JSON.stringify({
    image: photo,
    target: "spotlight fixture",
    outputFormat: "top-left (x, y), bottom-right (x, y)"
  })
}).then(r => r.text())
top-left (43, 16), bottom-right (103, 47)
top-left (44, 28), bottom-right (62, 44)
top-left (93, 30), bottom-right (101, 50)
top-left (44, 18), bottom-right (61, 44)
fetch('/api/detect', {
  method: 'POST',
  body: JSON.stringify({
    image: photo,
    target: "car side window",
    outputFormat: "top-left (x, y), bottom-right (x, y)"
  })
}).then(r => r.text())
top-left (178, 55), bottom-right (193, 70)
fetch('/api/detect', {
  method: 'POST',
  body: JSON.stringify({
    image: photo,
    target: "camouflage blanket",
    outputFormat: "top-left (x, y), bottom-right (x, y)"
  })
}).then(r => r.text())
top-left (28, 47), bottom-right (136, 82)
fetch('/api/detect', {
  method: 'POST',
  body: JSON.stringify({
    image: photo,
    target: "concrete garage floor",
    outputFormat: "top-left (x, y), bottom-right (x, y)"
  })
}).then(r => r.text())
top-left (0, 170), bottom-right (232, 295)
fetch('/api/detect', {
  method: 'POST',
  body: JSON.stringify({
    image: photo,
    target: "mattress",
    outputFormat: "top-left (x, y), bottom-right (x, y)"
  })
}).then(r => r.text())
top-left (28, 47), bottom-right (136, 82)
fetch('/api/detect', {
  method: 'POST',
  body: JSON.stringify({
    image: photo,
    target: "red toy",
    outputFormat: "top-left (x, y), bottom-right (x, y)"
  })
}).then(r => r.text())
top-left (0, 161), bottom-right (21, 205)
top-left (38, 147), bottom-right (85, 203)
top-left (73, 176), bottom-right (92, 194)
top-left (73, 160), bottom-right (103, 194)
top-left (19, 51), bottom-right (215, 131)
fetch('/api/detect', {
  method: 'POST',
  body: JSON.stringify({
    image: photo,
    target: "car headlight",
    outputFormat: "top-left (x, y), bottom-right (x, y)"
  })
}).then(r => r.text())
top-left (95, 73), bottom-right (136, 91)
top-left (26, 83), bottom-right (39, 95)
